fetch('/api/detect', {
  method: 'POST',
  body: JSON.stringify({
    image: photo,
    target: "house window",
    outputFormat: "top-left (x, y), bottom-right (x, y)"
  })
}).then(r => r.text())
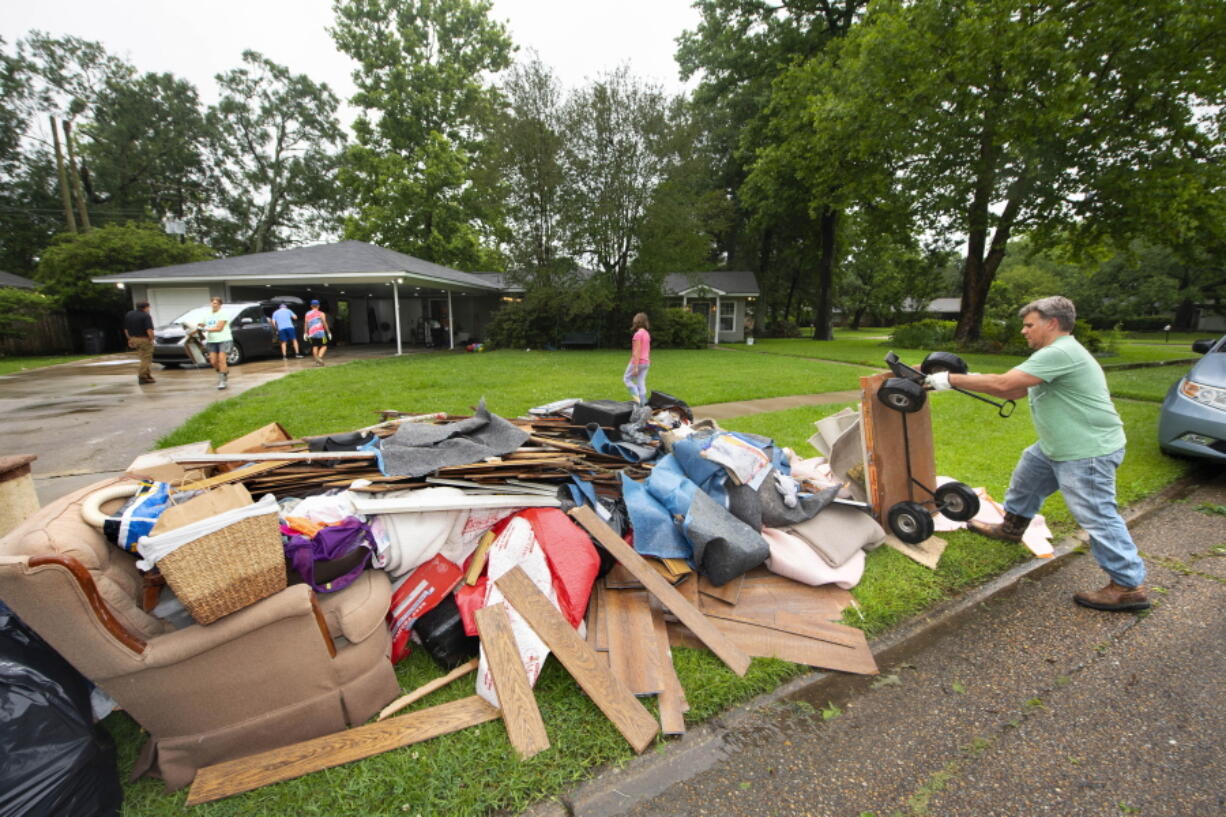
top-left (719, 301), bottom-right (736, 332)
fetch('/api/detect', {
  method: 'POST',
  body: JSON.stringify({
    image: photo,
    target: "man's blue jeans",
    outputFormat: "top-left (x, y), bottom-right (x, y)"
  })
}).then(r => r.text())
top-left (1004, 443), bottom-right (1146, 588)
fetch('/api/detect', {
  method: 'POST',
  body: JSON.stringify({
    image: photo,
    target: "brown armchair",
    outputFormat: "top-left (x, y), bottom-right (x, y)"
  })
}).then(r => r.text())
top-left (0, 478), bottom-right (399, 792)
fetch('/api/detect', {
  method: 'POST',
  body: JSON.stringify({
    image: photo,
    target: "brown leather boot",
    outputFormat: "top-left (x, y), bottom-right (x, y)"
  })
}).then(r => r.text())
top-left (1074, 581), bottom-right (1150, 612)
top-left (967, 511), bottom-right (1031, 542)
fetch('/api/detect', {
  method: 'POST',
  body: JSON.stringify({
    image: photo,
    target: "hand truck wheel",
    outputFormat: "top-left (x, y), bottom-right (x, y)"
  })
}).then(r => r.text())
top-left (877, 377), bottom-right (927, 413)
top-left (887, 500), bottom-right (935, 544)
top-left (919, 351), bottom-right (969, 376)
top-left (934, 481), bottom-right (980, 522)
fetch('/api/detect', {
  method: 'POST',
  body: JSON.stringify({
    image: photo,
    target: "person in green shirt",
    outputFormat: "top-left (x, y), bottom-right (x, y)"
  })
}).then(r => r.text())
top-left (924, 296), bottom-right (1148, 612)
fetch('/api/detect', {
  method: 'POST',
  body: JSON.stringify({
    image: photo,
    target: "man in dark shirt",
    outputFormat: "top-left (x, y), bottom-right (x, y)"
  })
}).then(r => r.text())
top-left (124, 301), bottom-right (156, 384)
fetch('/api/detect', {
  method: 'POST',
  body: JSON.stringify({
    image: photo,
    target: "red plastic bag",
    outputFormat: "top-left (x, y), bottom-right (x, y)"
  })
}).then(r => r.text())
top-left (520, 508), bottom-right (600, 630)
top-left (387, 554), bottom-right (463, 663)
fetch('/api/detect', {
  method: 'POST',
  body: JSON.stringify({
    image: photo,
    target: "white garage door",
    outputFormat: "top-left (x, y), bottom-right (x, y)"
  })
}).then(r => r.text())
top-left (148, 287), bottom-right (211, 327)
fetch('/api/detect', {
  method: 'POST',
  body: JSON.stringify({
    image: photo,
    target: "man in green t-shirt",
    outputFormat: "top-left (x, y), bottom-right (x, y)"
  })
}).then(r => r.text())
top-left (924, 296), bottom-right (1148, 612)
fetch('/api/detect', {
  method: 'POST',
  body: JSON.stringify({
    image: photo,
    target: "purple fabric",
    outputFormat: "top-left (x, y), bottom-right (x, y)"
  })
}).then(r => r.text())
top-left (283, 516), bottom-right (373, 593)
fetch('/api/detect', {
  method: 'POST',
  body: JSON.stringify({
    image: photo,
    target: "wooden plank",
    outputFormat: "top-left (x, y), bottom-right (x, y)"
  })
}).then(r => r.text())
top-left (475, 603), bottom-right (550, 760)
top-left (585, 580), bottom-right (608, 667)
top-left (569, 506), bottom-right (752, 677)
top-left (172, 451), bottom-right (376, 463)
top-left (605, 562), bottom-right (643, 589)
top-left (860, 372), bottom-right (937, 523)
top-left (465, 530), bottom-right (497, 585)
top-left (697, 573), bottom-right (744, 606)
top-left (173, 460), bottom-right (290, 492)
top-left (676, 573), bottom-right (700, 608)
top-left (661, 558), bottom-right (692, 578)
top-left (377, 658), bottom-right (479, 721)
top-left (604, 588), bottom-right (663, 696)
top-left (667, 617), bottom-right (877, 676)
top-left (699, 607), bottom-right (862, 649)
top-left (650, 603), bottom-right (687, 736)
top-left (186, 696), bottom-right (499, 805)
top-left (495, 566), bottom-right (659, 753)
top-left (594, 579), bottom-right (610, 653)
top-left (723, 569), bottom-right (852, 623)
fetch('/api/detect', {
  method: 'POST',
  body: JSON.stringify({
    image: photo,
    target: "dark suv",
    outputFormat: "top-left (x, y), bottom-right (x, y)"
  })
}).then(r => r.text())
top-left (153, 302), bottom-right (284, 367)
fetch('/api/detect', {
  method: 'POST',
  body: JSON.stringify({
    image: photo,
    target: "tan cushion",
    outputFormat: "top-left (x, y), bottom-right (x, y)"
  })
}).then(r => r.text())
top-left (315, 569), bottom-right (391, 644)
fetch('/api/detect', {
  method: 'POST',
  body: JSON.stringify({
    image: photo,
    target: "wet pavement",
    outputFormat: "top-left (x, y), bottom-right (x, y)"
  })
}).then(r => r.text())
top-left (0, 346), bottom-right (408, 504)
top-left (547, 474), bottom-right (1226, 817)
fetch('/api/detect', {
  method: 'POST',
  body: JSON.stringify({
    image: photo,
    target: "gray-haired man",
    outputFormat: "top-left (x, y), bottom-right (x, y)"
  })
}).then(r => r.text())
top-left (925, 296), bottom-right (1148, 612)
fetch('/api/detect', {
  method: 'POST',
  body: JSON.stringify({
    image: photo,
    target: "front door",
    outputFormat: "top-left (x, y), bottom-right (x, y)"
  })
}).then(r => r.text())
top-left (689, 301), bottom-right (713, 332)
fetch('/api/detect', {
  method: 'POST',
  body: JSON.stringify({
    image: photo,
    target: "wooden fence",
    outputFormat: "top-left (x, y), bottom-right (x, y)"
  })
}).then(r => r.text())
top-left (0, 311), bottom-right (76, 356)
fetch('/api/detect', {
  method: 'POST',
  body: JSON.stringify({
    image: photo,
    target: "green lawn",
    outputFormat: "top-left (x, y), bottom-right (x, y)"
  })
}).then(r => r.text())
top-left (1106, 365), bottom-right (1186, 403)
top-left (115, 346), bottom-right (1191, 816)
top-left (159, 348), bottom-right (875, 448)
top-left (0, 354), bottom-right (92, 375)
top-left (730, 335), bottom-right (1197, 373)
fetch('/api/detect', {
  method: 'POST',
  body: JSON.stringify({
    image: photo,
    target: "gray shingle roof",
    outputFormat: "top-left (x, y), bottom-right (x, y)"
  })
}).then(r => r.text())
top-left (0, 271), bottom-right (38, 289)
top-left (663, 271), bottom-right (758, 296)
top-left (91, 240), bottom-right (499, 291)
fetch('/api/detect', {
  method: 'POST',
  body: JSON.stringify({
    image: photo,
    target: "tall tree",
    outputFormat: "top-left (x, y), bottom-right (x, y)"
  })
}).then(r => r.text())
top-left (81, 71), bottom-right (211, 225)
top-left (496, 55), bottom-right (567, 273)
top-left (331, 0), bottom-right (513, 268)
top-left (677, 1), bottom-right (867, 340)
top-left (204, 51), bottom-right (345, 255)
top-left (811, 0), bottom-right (1226, 341)
top-left (558, 67), bottom-right (678, 325)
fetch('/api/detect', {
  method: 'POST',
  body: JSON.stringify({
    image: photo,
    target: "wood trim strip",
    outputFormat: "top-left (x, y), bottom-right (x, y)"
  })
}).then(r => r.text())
top-left (650, 603), bottom-right (686, 736)
top-left (186, 695), bottom-right (499, 805)
top-left (474, 603), bottom-right (550, 759)
top-left (377, 658), bottom-right (479, 721)
top-left (308, 591), bottom-right (337, 659)
top-left (495, 566), bottom-right (658, 753)
top-left (568, 506), bottom-right (752, 677)
top-left (28, 555), bottom-right (146, 654)
top-left (604, 587), bottom-right (663, 696)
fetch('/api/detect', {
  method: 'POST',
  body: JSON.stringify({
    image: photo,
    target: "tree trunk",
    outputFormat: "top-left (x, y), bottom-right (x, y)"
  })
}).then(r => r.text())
top-left (1174, 297), bottom-right (1197, 331)
top-left (811, 207), bottom-right (837, 341)
top-left (850, 306), bottom-right (865, 330)
top-left (49, 116), bottom-right (77, 233)
top-left (61, 120), bottom-right (92, 232)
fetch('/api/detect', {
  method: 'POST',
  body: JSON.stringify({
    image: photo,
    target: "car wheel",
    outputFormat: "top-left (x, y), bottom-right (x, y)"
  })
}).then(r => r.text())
top-left (227, 342), bottom-right (245, 366)
top-left (887, 501), bottom-right (935, 545)
top-left (877, 377), bottom-right (926, 413)
top-left (934, 482), bottom-right (980, 522)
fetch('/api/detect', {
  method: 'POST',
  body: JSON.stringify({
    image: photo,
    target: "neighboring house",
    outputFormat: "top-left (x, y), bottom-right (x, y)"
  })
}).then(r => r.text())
top-left (92, 241), bottom-right (504, 352)
top-left (0, 271), bottom-right (38, 290)
top-left (926, 297), bottom-right (962, 319)
top-left (663, 271), bottom-right (760, 344)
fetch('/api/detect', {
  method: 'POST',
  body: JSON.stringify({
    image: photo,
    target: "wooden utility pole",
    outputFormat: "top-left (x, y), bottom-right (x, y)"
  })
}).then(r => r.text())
top-left (49, 116), bottom-right (78, 233)
top-left (61, 120), bottom-right (92, 231)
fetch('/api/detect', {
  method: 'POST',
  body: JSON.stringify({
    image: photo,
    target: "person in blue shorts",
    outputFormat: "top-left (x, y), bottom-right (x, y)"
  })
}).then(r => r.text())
top-left (269, 302), bottom-right (302, 359)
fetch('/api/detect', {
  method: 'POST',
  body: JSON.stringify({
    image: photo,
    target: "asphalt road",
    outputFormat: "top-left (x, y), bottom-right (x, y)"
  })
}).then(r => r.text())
top-left (0, 345), bottom-right (400, 504)
top-left (562, 474), bottom-right (1226, 817)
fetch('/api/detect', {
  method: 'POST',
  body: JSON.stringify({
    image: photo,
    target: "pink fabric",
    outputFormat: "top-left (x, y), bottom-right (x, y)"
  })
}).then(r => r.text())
top-left (762, 527), bottom-right (866, 589)
top-left (632, 328), bottom-right (651, 364)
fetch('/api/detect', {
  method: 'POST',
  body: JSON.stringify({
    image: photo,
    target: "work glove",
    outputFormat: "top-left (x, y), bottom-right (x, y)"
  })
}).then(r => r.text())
top-left (925, 371), bottom-right (952, 391)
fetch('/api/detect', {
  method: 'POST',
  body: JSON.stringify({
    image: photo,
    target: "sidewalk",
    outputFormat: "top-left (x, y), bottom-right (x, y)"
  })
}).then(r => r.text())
top-left (536, 472), bottom-right (1226, 817)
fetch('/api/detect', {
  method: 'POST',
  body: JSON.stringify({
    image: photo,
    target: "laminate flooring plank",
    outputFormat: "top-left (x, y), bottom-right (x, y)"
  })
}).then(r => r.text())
top-left (697, 573), bottom-right (744, 606)
top-left (185, 696), bottom-right (499, 805)
top-left (594, 579), bottom-right (610, 653)
top-left (475, 603), bottom-right (550, 760)
top-left (569, 506), bottom-right (751, 677)
top-left (651, 603), bottom-right (687, 735)
top-left (666, 617), bottom-right (877, 676)
top-left (496, 567), bottom-right (658, 753)
top-left (604, 587), bottom-right (663, 696)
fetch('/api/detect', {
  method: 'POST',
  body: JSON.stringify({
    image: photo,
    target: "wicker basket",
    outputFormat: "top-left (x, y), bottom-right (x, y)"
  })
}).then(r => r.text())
top-left (157, 509), bottom-right (286, 625)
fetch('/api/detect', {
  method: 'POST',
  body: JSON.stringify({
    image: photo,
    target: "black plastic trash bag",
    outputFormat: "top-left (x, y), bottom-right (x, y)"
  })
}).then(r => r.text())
top-left (0, 604), bottom-right (122, 817)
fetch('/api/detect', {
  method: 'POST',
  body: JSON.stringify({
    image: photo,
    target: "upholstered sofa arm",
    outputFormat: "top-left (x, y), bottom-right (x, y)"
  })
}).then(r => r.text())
top-left (140, 583), bottom-right (335, 668)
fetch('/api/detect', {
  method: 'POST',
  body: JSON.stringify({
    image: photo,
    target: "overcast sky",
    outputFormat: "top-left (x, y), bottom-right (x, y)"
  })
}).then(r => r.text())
top-left (2, 0), bottom-right (702, 114)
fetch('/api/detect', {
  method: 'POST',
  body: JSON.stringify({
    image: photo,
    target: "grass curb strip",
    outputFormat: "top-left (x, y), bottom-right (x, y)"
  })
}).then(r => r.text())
top-left (529, 471), bottom-right (1205, 817)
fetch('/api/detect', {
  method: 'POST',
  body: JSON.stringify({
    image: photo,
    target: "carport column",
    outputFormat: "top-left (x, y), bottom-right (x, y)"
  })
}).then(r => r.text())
top-left (392, 280), bottom-right (402, 355)
top-left (447, 289), bottom-right (454, 350)
top-left (714, 295), bottom-right (721, 345)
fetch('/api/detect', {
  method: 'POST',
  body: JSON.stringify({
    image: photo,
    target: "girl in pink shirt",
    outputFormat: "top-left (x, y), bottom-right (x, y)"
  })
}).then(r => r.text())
top-left (624, 312), bottom-right (651, 404)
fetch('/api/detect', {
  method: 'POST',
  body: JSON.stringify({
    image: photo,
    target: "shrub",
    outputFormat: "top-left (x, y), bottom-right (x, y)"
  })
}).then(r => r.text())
top-left (485, 300), bottom-right (534, 349)
top-left (889, 319), bottom-right (957, 349)
top-left (760, 319), bottom-right (803, 338)
top-left (652, 308), bottom-right (709, 348)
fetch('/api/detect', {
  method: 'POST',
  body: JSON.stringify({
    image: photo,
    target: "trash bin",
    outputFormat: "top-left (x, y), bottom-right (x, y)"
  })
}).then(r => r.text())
top-left (81, 329), bottom-right (105, 355)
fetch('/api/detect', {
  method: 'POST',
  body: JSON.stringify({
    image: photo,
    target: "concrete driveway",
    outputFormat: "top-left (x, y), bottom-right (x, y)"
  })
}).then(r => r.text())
top-left (0, 345), bottom-right (405, 504)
